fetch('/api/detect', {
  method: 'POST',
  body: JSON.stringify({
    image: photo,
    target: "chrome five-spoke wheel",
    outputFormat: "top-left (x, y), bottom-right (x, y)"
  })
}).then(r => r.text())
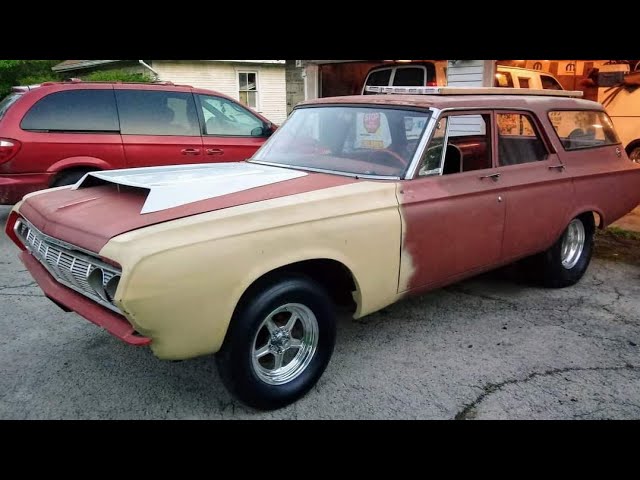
top-left (216, 275), bottom-right (336, 410)
top-left (252, 303), bottom-right (319, 385)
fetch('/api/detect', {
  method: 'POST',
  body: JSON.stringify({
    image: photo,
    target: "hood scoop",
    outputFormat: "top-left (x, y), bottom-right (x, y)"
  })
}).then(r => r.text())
top-left (74, 162), bottom-right (307, 214)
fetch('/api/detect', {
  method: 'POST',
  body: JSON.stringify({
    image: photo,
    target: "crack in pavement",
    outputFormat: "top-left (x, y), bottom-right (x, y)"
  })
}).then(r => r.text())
top-left (443, 286), bottom-right (520, 309)
top-left (0, 292), bottom-right (43, 297)
top-left (454, 364), bottom-right (638, 420)
top-left (0, 282), bottom-right (37, 291)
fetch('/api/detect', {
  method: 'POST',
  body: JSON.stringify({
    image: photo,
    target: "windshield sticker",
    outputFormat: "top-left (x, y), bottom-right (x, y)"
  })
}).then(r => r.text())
top-left (355, 112), bottom-right (391, 150)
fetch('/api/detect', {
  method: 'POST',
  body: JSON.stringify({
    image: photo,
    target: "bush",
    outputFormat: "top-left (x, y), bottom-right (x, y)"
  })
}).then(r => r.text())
top-left (84, 70), bottom-right (152, 83)
top-left (0, 60), bottom-right (61, 98)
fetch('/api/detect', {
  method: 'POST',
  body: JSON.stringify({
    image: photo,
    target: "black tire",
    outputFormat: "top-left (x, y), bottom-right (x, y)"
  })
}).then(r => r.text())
top-left (216, 274), bottom-right (336, 410)
top-left (626, 143), bottom-right (640, 163)
top-left (534, 214), bottom-right (595, 288)
top-left (51, 170), bottom-right (90, 187)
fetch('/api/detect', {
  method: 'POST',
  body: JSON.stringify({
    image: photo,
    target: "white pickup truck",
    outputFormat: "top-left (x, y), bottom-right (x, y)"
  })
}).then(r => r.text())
top-left (597, 63), bottom-right (640, 162)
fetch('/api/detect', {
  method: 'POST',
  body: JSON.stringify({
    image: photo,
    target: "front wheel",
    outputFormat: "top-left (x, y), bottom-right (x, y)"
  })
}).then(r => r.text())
top-left (537, 214), bottom-right (595, 288)
top-left (216, 275), bottom-right (336, 410)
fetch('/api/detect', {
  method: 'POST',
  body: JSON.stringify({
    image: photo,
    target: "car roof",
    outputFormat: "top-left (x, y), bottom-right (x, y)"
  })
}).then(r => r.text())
top-left (298, 93), bottom-right (603, 111)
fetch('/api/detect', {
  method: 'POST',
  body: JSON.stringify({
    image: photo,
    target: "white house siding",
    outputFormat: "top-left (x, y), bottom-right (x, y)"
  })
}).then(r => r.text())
top-left (446, 60), bottom-right (495, 87)
top-left (150, 61), bottom-right (287, 124)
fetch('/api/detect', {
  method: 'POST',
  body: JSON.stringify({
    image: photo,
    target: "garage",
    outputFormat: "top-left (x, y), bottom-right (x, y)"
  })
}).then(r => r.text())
top-left (300, 59), bottom-right (640, 160)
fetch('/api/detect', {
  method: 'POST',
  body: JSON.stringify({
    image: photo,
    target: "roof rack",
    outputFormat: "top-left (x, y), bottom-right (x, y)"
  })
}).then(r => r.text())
top-left (12, 84), bottom-right (42, 92)
top-left (363, 86), bottom-right (584, 98)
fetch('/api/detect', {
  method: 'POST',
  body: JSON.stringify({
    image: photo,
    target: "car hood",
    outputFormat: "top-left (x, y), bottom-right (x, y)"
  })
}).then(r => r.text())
top-left (18, 162), bottom-right (356, 253)
top-left (75, 163), bottom-right (309, 214)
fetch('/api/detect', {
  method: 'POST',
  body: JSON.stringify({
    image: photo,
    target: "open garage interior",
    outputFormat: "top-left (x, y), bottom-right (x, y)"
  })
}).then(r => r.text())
top-left (302, 60), bottom-right (639, 100)
top-left (299, 59), bottom-right (640, 161)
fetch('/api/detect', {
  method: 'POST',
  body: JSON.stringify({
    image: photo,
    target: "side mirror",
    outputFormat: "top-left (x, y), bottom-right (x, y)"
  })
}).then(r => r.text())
top-left (251, 122), bottom-right (275, 137)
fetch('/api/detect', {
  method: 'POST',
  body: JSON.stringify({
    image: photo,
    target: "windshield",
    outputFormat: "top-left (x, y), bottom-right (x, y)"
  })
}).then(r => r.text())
top-left (251, 106), bottom-right (432, 178)
top-left (0, 93), bottom-right (21, 121)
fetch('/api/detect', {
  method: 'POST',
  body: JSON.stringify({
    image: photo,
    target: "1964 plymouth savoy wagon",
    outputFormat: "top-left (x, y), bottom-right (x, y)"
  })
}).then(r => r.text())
top-left (6, 87), bottom-right (640, 409)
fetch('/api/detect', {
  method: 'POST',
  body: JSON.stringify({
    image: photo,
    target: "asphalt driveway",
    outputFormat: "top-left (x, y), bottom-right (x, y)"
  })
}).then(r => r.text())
top-left (1, 205), bottom-right (639, 419)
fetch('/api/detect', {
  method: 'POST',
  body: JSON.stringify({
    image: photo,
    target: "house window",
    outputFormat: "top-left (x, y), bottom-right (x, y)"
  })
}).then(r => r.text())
top-left (238, 72), bottom-right (258, 109)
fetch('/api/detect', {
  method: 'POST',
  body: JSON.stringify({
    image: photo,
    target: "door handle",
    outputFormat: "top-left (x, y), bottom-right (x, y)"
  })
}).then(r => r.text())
top-left (181, 148), bottom-right (201, 155)
top-left (206, 148), bottom-right (224, 155)
top-left (480, 173), bottom-right (501, 181)
top-left (548, 164), bottom-right (565, 171)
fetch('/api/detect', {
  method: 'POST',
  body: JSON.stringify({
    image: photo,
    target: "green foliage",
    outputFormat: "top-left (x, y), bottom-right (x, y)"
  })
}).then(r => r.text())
top-left (0, 60), bottom-right (26, 69)
top-left (0, 60), bottom-right (61, 98)
top-left (605, 226), bottom-right (640, 240)
top-left (84, 70), bottom-right (151, 83)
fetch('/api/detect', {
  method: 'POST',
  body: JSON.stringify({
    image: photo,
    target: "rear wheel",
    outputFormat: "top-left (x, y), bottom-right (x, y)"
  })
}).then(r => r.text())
top-left (51, 170), bottom-right (91, 187)
top-left (534, 214), bottom-right (595, 288)
top-left (216, 274), bottom-right (336, 410)
top-left (627, 143), bottom-right (640, 163)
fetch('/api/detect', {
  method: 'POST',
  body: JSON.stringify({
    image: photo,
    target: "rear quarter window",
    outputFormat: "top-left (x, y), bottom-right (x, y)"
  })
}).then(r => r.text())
top-left (548, 110), bottom-right (620, 150)
top-left (20, 90), bottom-right (119, 132)
top-left (0, 93), bottom-right (21, 120)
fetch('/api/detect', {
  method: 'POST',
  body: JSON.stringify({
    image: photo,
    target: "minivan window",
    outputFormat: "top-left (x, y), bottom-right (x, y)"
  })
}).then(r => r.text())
top-left (116, 90), bottom-right (200, 136)
top-left (21, 90), bottom-right (119, 132)
top-left (0, 93), bottom-right (21, 120)
top-left (198, 94), bottom-right (263, 136)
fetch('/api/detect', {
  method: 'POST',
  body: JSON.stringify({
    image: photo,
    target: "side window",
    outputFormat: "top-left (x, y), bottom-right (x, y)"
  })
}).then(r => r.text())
top-left (494, 71), bottom-right (514, 88)
top-left (116, 90), bottom-right (200, 136)
top-left (496, 113), bottom-right (548, 166)
top-left (541, 75), bottom-right (563, 90)
top-left (419, 117), bottom-right (447, 176)
top-left (198, 95), bottom-right (264, 136)
top-left (0, 93), bottom-right (21, 120)
top-left (363, 69), bottom-right (392, 94)
top-left (547, 110), bottom-right (620, 150)
top-left (392, 67), bottom-right (425, 86)
top-left (21, 90), bottom-right (119, 132)
top-left (444, 114), bottom-right (492, 174)
top-left (420, 114), bottom-right (492, 176)
top-left (518, 77), bottom-right (531, 88)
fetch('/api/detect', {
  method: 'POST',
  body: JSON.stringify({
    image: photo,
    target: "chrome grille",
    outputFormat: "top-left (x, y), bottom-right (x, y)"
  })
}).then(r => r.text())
top-left (16, 218), bottom-right (122, 314)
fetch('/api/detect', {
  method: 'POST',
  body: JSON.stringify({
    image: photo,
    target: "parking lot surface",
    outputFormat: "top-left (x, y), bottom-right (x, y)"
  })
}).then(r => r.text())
top-left (1, 205), bottom-right (639, 419)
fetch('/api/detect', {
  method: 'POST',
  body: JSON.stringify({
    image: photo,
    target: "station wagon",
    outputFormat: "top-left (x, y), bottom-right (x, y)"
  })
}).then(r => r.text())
top-left (6, 86), bottom-right (640, 409)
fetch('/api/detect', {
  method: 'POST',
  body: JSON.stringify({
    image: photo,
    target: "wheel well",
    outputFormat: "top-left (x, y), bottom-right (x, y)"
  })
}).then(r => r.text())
top-left (626, 139), bottom-right (640, 155)
top-left (50, 166), bottom-right (100, 187)
top-left (577, 211), bottom-right (598, 232)
top-left (238, 259), bottom-right (358, 314)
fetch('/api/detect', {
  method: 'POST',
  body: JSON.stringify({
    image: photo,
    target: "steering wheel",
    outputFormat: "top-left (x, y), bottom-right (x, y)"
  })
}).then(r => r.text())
top-left (372, 148), bottom-right (409, 168)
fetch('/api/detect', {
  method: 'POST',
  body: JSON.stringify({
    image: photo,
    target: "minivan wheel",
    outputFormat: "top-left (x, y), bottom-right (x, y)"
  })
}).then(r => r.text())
top-left (536, 214), bottom-right (595, 288)
top-left (627, 144), bottom-right (640, 163)
top-left (51, 170), bottom-right (91, 187)
top-left (216, 274), bottom-right (336, 410)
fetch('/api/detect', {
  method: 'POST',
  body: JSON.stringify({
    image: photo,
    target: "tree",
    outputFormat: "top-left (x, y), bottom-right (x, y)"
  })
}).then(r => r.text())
top-left (0, 60), bottom-right (61, 98)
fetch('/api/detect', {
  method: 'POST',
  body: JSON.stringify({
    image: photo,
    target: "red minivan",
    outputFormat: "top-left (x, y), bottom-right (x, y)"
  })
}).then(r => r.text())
top-left (0, 80), bottom-right (276, 204)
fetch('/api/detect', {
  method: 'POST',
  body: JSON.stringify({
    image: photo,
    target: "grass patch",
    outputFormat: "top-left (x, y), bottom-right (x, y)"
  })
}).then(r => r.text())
top-left (594, 227), bottom-right (640, 266)
top-left (605, 226), bottom-right (640, 241)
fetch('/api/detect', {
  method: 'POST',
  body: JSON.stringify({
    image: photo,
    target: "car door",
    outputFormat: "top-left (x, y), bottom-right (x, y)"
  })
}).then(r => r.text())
top-left (493, 110), bottom-right (574, 261)
top-left (195, 93), bottom-right (271, 162)
top-left (399, 111), bottom-right (506, 291)
top-left (114, 86), bottom-right (204, 168)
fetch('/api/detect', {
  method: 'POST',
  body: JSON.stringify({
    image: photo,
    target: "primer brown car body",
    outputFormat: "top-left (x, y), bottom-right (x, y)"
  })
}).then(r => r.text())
top-left (6, 87), bottom-right (640, 409)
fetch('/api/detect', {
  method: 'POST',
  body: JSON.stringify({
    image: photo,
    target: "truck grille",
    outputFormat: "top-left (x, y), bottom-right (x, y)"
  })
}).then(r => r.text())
top-left (14, 218), bottom-right (123, 314)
